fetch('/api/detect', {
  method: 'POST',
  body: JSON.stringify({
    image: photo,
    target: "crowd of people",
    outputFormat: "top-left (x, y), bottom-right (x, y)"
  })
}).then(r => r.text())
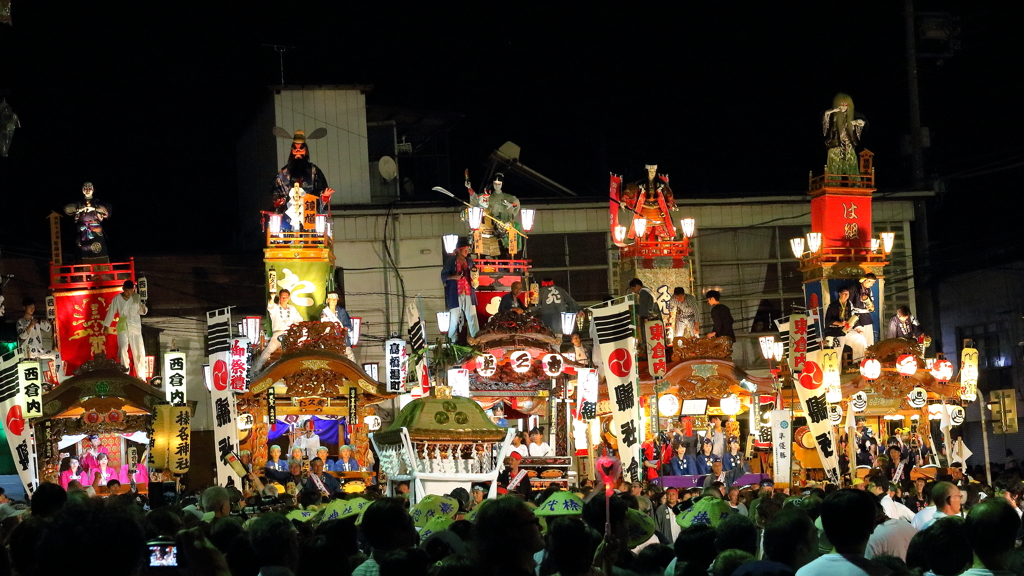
top-left (5, 456), bottom-right (1024, 576)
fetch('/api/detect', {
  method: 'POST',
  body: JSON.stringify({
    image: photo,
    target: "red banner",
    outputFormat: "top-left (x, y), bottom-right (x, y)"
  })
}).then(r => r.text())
top-left (54, 287), bottom-right (120, 376)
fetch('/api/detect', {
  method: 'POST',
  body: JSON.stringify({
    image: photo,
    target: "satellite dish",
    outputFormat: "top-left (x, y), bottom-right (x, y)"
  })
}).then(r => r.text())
top-left (378, 156), bottom-right (398, 181)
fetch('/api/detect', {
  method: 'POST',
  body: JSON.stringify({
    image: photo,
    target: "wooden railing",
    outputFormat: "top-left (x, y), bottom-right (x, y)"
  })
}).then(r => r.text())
top-left (801, 246), bottom-right (888, 265)
top-left (50, 259), bottom-right (135, 290)
top-left (265, 229), bottom-right (332, 249)
top-left (621, 240), bottom-right (692, 259)
top-left (473, 258), bottom-right (531, 275)
top-left (808, 170), bottom-right (875, 192)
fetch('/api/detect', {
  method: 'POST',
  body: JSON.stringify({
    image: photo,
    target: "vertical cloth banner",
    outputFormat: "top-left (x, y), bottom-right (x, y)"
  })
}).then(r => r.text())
top-left (593, 303), bottom-right (642, 483)
top-left (264, 260), bottom-right (332, 322)
top-left (229, 337), bottom-right (250, 393)
top-left (208, 308), bottom-right (240, 486)
top-left (405, 300), bottom-right (428, 392)
top-left (645, 319), bottom-right (667, 378)
top-left (575, 368), bottom-right (598, 420)
top-left (385, 338), bottom-right (407, 393)
top-left (153, 405), bottom-right (192, 474)
top-left (53, 286), bottom-right (122, 376)
top-left (164, 351), bottom-right (187, 404)
top-left (770, 410), bottom-right (792, 489)
top-left (794, 361), bottom-right (841, 484)
top-left (18, 360), bottom-right (43, 418)
top-left (1, 349), bottom-right (39, 497)
top-left (754, 395), bottom-right (776, 451)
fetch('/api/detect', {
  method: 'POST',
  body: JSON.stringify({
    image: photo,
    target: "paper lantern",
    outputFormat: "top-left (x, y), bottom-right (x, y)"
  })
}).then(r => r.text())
top-left (928, 404), bottom-right (944, 419)
top-left (907, 387), bottom-right (927, 408)
top-left (467, 207), bottom-right (484, 230)
top-left (363, 415), bottom-right (382, 431)
top-left (269, 214), bottom-right (282, 234)
top-left (561, 312), bottom-right (577, 336)
top-left (860, 358), bottom-right (881, 381)
top-left (658, 394), bottom-right (680, 417)
top-left (822, 350), bottom-right (842, 403)
top-left (632, 218), bottom-right (647, 237)
top-left (871, 238), bottom-right (881, 253)
top-left (880, 232), bottom-right (896, 254)
top-left (896, 354), bottom-right (918, 377)
top-left (949, 406), bottom-right (966, 426)
top-left (773, 342), bottom-right (785, 361)
top-left (806, 232), bottom-right (822, 254)
top-left (930, 358), bottom-right (954, 382)
top-left (613, 225), bottom-right (627, 244)
top-left (448, 368), bottom-right (470, 398)
top-left (520, 209), bottom-right (536, 232)
top-left (315, 213), bottom-right (327, 234)
top-left (436, 311), bottom-right (451, 334)
top-left (851, 391), bottom-right (868, 412)
top-left (510, 350), bottom-right (532, 374)
top-left (959, 348), bottom-right (979, 401)
top-left (757, 336), bottom-right (775, 360)
top-left (789, 237), bottom-right (805, 259)
top-left (241, 316), bottom-right (262, 341)
top-left (720, 394), bottom-right (742, 416)
top-left (476, 353), bottom-right (497, 377)
top-left (442, 234), bottom-right (459, 255)
top-left (349, 317), bottom-right (362, 346)
top-left (680, 218), bottom-right (696, 239)
top-left (542, 354), bottom-right (564, 377)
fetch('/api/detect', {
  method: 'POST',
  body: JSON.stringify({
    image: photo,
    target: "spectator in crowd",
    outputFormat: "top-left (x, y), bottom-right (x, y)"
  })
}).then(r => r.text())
top-left (353, 498), bottom-right (419, 576)
top-left (473, 497), bottom-right (546, 576)
top-left (796, 489), bottom-right (887, 576)
top-left (201, 486), bottom-right (232, 519)
top-left (31, 482), bottom-right (67, 518)
top-left (922, 481), bottom-right (961, 530)
top-left (865, 497), bottom-right (917, 561)
top-left (964, 498), bottom-right (1022, 576)
top-left (249, 512), bottom-right (301, 576)
top-left (761, 508), bottom-right (818, 572)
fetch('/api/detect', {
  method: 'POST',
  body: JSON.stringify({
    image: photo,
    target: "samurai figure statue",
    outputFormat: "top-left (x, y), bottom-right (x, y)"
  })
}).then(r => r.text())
top-left (619, 164), bottom-right (678, 241)
top-left (272, 127), bottom-right (335, 218)
top-left (822, 93), bottom-right (867, 175)
top-left (64, 182), bottom-right (111, 262)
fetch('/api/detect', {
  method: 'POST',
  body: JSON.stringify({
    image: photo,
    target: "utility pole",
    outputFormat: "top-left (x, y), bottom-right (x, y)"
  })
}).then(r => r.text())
top-left (904, 0), bottom-right (926, 188)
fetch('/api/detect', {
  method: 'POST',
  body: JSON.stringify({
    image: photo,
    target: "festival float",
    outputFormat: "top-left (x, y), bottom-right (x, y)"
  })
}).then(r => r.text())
top-left (224, 126), bottom-right (393, 491)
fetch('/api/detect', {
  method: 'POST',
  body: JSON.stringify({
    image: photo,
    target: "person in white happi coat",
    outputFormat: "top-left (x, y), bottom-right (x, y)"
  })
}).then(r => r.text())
top-left (103, 280), bottom-right (147, 374)
top-left (255, 288), bottom-right (302, 371)
top-left (320, 291), bottom-right (356, 362)
top-left (16, 297), bottom-right (54, 358)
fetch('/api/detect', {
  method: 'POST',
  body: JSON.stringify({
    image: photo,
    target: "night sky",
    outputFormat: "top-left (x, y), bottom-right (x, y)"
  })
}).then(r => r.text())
top-left (1, 2), bottom-right (1020, 278)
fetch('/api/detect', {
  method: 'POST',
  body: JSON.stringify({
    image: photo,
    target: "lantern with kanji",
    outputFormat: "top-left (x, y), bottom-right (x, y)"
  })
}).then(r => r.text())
top-left (860, 358), bottom-right (881, 381)
top-left (896, 354), bottom-right (918, 377)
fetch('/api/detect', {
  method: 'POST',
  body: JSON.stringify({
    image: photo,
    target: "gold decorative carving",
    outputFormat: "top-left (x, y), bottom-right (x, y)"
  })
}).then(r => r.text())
top-left (675, 375), bottom-right (732, 399)
top-left (74, 353), bottom-right (129, 376)
top-left (868, 338), bottom-right (920, 364)
top-left (299, 360), bottom-right (331, 370)
top-left (280, 321), bottom-right (350, 354)
top-left (50, 413), bottom-right (152, 438)
top-left (872, 373), bottom-right (916, 399)
top-left (250, 378), bottom-right (275, 394)
top-left (691, 364), bottom-right (719, 379)
top-left (673, 337), bottom-right (733, 361)
top-left (283, 369), bottom-right (345, 398)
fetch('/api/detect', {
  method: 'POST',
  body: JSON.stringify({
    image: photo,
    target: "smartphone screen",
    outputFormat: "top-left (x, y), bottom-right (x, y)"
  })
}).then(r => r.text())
top-left (148, 545), bottom-right (177, 567)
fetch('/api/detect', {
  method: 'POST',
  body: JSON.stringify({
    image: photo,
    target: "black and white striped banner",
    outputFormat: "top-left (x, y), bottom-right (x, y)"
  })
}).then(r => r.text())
top-left (0, 349), bottom-right (20, 404)
top-left (593, 307), bottom-right (633, 345)
top-left (405, 301), bottom-right (426, 353)
top-left (774, 311), bottom-right (823, 355)
top-left (207, 308), bottom-right (232, 355)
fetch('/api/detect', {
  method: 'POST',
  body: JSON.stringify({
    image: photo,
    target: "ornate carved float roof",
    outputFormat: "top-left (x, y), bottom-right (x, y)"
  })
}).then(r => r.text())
top-left (249, 348), bottom-right (391, 401)
top-left (40, 354), bottom-right (165, 419)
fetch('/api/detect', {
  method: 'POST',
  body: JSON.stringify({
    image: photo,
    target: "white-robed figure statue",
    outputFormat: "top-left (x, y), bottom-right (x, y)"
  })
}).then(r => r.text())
top-left (103, 280), bottom-right (147, 374)
top-left (255, 288), bottom-right (302, 371)
top-left (320, 291), bottom-right (356, 361)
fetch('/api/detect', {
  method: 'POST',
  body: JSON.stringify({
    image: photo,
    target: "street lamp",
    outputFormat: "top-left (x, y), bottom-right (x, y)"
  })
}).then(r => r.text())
top-left (521, 209), bottom-right (536, 232)
top-left (443, 234), bottom-right (460, 255)
top-left (680, 218), bottom-right (695, 239)
top-left (789, 237), bottom-right (805, 259)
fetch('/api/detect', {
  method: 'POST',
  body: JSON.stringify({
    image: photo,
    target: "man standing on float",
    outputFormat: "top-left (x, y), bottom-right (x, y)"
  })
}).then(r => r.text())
top-left (441, 238), bottom-right (479, 341)
top-left (104, 280), bottom-right (147, 375)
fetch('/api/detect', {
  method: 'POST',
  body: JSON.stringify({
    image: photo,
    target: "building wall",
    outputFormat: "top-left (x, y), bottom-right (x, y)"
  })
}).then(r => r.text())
top-left (273, 88), bottom-right (371, 205)
top-left (332, 194), bottom-right (923, 369)
top-left (939, 261), bottom-right (1024, 463)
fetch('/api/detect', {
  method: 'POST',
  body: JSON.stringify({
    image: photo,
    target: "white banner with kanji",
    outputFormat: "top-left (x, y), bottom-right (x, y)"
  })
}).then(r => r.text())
top-left (794, 360), bottom-right (841, 484)
top-left (1, 349), bottom-right (39, 498)
top-left (592, 303), bottom-right (642, 483)
top-left (770, 410), bottom-right (792, 489)
top-left (208, 309), bottom-right (241, 486)
top-left (788, 312), bottom-right (809, 373)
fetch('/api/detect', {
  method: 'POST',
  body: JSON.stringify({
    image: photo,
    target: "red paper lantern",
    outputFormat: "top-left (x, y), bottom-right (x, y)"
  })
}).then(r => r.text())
top-left (930, 359), bottom-right (954, 382)
top-left (859, 358), bottom-right (881, 380)
top-left (896, 354), bottom-right (918, 377)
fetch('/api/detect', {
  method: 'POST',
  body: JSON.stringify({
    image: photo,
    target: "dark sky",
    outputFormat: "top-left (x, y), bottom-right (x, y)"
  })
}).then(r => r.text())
top-left (1, 2), bottom-right (1020, 277)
